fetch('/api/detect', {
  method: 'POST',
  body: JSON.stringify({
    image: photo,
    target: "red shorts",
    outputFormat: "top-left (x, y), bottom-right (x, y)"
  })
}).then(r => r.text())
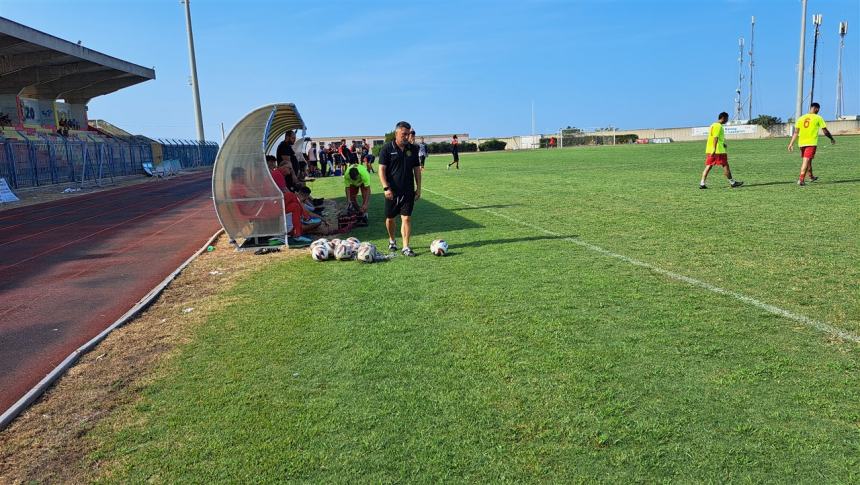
top-left (705, 153), bottom-right (728, 166)
top-left (800, 146), bottom-right (817, 160)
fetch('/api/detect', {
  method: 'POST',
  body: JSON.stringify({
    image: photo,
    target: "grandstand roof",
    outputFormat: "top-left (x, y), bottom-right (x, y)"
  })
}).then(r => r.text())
top-left (0, 17), bottom-right (155, 102)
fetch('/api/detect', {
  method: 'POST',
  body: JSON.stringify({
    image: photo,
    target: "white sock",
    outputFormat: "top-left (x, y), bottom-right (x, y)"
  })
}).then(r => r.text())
top-left (700, 179), bottom-right (706, 186)
top-left (729, 178), bottom-right (735, 184)
top-left (389, 239), bottom-right (396, 245)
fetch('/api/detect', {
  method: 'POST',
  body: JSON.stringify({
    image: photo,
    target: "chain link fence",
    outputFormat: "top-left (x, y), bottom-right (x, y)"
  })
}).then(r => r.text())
top-left (0, 137), bottom-right (218, 189)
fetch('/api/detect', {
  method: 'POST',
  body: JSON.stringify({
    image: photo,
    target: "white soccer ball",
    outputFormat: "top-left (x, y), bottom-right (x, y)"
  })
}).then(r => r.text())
top-left (430, 239), bottom-right (448, 256)
top-left (311, 244), bottom-right (330, 261)
top-left (311, 238), bottom-right (329, 249)
top-left (346, 237), bottom-right (361, 246)
top-left (334, 242), bottom-right (356, 260)
top-left (356, 242), bottom-right (377, 263)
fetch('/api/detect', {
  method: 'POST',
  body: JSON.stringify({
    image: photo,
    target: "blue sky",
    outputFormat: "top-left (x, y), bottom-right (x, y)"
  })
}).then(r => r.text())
top-left (1, 0), bottom-right (857, 140)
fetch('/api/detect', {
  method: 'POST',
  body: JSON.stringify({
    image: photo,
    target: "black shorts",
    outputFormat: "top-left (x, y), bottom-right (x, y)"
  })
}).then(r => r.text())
top-left (384, 192), bottom-right (415, 218)
top-left (419, 155), bottom-right (426, 167)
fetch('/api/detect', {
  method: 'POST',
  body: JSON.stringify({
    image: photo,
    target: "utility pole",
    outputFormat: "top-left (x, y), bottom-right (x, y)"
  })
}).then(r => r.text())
top-left (795, 0), bottom-right (808, 121)
top-left (734, 37), bottom-right (745, 121)
top-left (183, 0), bottom-right (205, 142)
top-left (810, 14), bottom-right (823, 105)
top-left (836, 21), bottom-right (848, 118)
top-left (530, 100), bottom-right (535, 148)
top-left (748, 16), bottom-right (755, 120)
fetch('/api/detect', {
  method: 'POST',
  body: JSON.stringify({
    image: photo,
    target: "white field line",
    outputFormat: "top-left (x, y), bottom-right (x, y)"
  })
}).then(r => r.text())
top-left (425, 188), bottom-right (860, 344)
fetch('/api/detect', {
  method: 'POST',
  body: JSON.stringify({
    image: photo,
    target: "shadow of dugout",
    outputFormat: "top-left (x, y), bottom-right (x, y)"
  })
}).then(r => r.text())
top-left (325, 193), bottom-right (484, 241)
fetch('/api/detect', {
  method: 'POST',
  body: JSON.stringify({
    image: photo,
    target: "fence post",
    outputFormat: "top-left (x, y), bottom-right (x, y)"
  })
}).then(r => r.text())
top-left (26, 140), bottom-right (39, 187)
top-left (3, 142), bottom-right (17, 189)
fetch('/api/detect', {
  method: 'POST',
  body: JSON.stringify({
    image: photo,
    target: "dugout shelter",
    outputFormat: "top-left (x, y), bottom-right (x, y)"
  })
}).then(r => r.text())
top-left (211, 103), bottom-right (307, 248)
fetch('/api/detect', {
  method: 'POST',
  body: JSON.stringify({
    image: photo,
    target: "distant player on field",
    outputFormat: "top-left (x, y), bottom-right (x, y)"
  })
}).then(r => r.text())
top-left (700, 112), bottom-right (743, 189)
top-left (447, 134), bottom-right (460, 170)
top-left (788, 102), bottom-right (835, 186)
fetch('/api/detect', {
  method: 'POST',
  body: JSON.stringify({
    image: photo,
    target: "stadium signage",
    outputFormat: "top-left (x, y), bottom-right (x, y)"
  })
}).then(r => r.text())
top-left (691, 125), bottom-right (758, 137)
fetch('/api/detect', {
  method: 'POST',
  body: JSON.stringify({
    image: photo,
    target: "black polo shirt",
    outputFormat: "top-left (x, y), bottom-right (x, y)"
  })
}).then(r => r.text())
top-left (379, 141), bottom-right (418, 194)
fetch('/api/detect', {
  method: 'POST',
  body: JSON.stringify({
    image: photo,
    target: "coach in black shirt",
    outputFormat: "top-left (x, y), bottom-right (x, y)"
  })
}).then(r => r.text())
top-left (276, 131), bottom-right (300, 178)
top-left (378, 120), bottom-right (421, 257)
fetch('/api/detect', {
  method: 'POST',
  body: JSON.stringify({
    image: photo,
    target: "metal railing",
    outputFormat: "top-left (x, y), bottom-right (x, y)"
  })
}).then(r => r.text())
top-left (158, 139), bottom-right (219, 169)
top-left (0, 137), bottom-right (219, 189)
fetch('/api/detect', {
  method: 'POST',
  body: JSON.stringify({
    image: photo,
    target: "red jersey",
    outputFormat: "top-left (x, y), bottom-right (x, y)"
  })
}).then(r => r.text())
top-left (270, 168), bottom-right (287, 191)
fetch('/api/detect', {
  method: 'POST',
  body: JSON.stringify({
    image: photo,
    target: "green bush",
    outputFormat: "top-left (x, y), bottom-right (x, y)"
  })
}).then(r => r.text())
top-left (479, 139), bottom-right (507, 151)
top-left (560, 134), bottom-right (638, 146)
top-left (750, 114), bottom-right (783, 131)
top-left (477, 139), bottom-right (504, 151)
top-left (427, 141), bottom-right (476, 154)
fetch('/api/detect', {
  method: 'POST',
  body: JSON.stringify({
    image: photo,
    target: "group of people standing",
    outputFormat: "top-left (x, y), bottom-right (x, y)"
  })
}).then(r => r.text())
top-left (699, 102), bottom-right (835, 189)
top-left (303, 138), bottom-right (374, 179)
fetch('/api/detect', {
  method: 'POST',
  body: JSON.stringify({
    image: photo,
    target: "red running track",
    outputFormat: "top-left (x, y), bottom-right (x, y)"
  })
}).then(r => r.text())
top-left (0, 172), bottom-right (220, 414)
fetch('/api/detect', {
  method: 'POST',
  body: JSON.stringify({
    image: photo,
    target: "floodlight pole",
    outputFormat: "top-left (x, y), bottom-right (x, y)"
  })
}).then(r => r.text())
top-left (795, 0), bottom-right (808, 121)
top-left (810, 14), bottom-right (823, 104)
top-left (835, 21), bottom-right (847, 118)
top-left (734, 37), bottom-right (745, 121)
top-left (748, 16), bottom-right (755, 120)
top-left (183, 0), bottom-right (205, 143)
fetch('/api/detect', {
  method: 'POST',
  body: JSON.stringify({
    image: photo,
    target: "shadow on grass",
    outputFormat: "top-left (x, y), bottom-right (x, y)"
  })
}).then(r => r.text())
top-left (451, 204), bottom-right (522, 211)
top-left (742, 178), bottom-right (860, 188)
top-left (740, 181), bottom-right (797, 188)
top-left (455, 234), bottom-right (576, 249)
top-left (333, 193), bottom-right (484, 241)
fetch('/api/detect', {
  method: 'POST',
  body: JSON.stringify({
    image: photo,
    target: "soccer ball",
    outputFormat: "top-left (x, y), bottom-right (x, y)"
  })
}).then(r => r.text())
top-left (311, 244), bottom-right (330, 261)
top-left (356, 242), bottom-right (377, 263)
top-left (346, 237), bottom-right (361, 246)
top-left (430, 239), bottom-right (448, 256)
top-left (311, 238), bottom-right (329, 249)
top-left (334, 243), bottom-right (356, 260)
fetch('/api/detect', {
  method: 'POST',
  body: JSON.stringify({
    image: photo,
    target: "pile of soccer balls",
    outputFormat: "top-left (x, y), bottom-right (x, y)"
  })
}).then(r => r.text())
top-left (310, 237), bottom-right (384, 263)
top-left (311, 237), bottom-right (449, 262)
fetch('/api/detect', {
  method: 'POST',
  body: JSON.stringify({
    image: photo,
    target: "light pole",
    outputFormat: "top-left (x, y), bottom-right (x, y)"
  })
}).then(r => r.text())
top-left (734, 37), bottom-right (745, 121)
top-left (794, 0), bottom-right (808, 121)
top-left (183, 0), bottom-right (205, 142)
top-left (809, 14), bottom-right (823, 104)
top-left (748, 16), bottom-right (755, 120)
top-left (836, 22), bottom-right (848, 118)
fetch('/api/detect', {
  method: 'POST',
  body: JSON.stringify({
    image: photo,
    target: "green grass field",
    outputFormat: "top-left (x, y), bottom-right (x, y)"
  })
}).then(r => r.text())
top-left (93, 137), bottom-right (859, 482)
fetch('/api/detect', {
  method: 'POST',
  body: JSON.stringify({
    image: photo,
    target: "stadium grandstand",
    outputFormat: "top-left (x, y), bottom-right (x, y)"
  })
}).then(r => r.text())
top-left (0, 17), bottom-right (217, 190)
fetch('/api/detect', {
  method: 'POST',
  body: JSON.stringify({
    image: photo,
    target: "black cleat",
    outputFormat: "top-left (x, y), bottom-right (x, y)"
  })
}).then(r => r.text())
top-left (388, 241), bottom-right (398, 252)
top-left (730, 181), bottom-right (744, 188)
top-left (402, 247), bottom-right (416, 257)
top-left (809, 176), bottom-right (819, 182)
top-left (699, 184), bottom-right (708, 189)
top-left (797, 180), bottom-right (806, 187)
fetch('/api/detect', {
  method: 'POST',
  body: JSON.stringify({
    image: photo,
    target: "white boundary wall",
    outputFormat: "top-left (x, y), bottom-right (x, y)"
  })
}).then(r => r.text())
top-left (599, 119), bottom-right (860, 143)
